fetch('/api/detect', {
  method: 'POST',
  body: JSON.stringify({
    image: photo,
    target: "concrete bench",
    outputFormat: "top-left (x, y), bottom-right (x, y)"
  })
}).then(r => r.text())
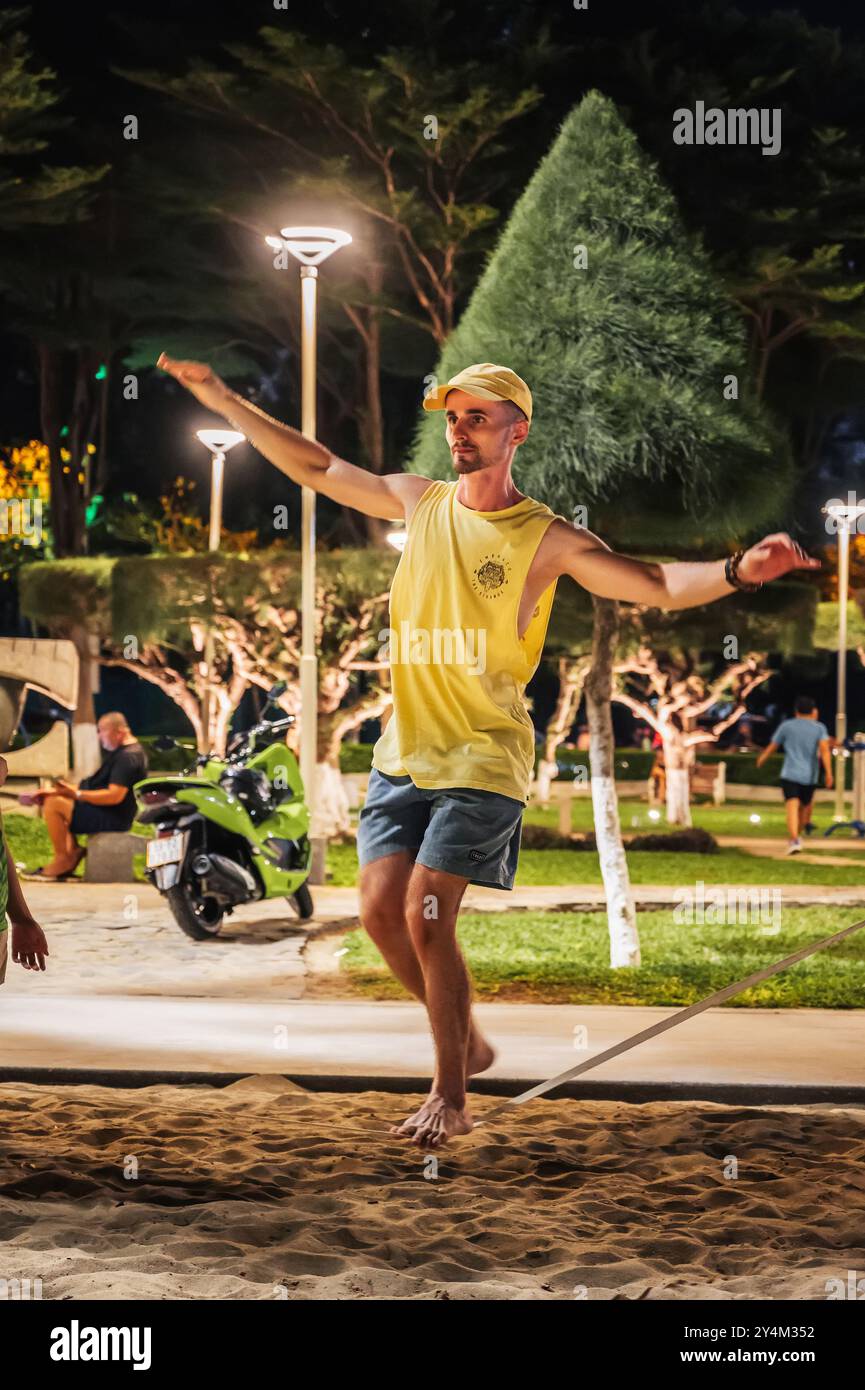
top-left (83, 832), bottom-right (148, 883)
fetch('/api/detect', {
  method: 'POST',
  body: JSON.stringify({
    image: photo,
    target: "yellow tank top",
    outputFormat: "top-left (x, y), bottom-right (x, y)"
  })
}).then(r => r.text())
top-left (372, 480), bottom-right (565, 803)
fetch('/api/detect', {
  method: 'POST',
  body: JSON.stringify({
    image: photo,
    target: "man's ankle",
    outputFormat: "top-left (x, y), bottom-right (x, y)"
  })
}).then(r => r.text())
top-left (430, 1083), bottom-right (466, 1109)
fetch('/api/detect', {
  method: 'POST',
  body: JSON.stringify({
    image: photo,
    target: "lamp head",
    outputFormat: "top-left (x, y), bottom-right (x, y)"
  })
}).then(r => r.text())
top-left (265, 225), bottom-right (352, 267)
top-left (824, 500), bottom-right (865, 527)
top-left (196, 429), bottom-right (245, 454)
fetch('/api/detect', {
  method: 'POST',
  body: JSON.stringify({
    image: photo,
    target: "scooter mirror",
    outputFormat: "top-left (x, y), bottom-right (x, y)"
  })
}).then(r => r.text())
top-left (266, 681), bottom-right (288, 704)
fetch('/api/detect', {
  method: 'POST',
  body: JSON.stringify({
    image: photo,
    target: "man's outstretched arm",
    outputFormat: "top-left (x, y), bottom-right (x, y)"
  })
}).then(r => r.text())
top-left (157, 354), bottom-right (429, 521)
top-left (551, 522), bottom-right (820, 609)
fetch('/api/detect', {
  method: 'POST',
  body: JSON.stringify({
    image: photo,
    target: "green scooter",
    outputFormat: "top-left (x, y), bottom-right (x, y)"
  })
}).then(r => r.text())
top-left (134, 682), bottom-right (313, 939)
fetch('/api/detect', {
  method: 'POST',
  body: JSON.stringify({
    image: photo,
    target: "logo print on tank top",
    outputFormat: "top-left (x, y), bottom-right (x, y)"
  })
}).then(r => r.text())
top-left (472, 553), bottom-right (511, 599)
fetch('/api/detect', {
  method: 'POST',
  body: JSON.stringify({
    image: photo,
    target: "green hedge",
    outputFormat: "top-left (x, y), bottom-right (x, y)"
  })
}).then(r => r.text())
top-left (551, 748), bottom-right (654, 781)
top-left (137, 735), bottom-right (198, 773)
top-left (339, 742), bottom-right (379, 774)
top-left (133, 738), bottom-right (801, 787)
top-left (335, 744), bottom-right (817, 785)
top-left (336, 743), bottom-right (656, 779)
top-left (697, 750), bottom-right (777, 786)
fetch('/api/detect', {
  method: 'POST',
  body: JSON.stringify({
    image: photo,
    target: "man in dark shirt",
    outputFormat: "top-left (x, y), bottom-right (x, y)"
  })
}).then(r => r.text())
top-left (28, 712), bottom-right (149, 880)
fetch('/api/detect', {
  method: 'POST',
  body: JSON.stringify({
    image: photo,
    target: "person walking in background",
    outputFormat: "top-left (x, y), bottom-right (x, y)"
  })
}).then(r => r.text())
top-left (756, 696), bottom-right (833, 854)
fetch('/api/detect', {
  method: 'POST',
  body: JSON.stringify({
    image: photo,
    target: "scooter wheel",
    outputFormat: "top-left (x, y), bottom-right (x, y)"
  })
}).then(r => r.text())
top-left (289, 883), bottom-right (314, 921)
top-left (166, 885), bottom-right (224, 940)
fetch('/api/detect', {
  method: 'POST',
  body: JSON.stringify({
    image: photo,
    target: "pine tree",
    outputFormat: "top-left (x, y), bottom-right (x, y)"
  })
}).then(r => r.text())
top-left (409, 91), bottom-right (793, 968)
top-left (410, 90), bottom-right (789, 545)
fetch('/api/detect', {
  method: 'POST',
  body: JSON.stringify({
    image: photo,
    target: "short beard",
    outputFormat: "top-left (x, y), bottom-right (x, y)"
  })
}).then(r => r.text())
top-left (452, 450), bottom-right (487, 475)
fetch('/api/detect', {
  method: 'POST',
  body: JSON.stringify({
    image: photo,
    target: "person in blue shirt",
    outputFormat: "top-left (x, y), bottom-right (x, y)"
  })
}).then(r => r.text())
top-left (756, 696), bottom-right (833, 854)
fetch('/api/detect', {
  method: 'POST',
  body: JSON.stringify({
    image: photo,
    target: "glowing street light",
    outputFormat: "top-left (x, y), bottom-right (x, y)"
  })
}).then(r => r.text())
top-left (196, 430), bottom-right (245, 550)
top-left (823, 499), bottom-right (865, 821)
top-left (195, 429), bottom-right (245, 746)
top-left (265, 226), bottom-right (352, 881)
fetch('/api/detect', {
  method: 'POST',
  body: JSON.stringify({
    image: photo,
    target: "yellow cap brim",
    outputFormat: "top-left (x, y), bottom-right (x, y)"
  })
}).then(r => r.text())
top-left (422, 382), bottom-right (506, 412)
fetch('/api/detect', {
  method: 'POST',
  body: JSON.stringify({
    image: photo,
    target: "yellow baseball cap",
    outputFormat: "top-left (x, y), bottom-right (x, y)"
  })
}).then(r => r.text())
top-left (422, 363), bottom-right (532, 423)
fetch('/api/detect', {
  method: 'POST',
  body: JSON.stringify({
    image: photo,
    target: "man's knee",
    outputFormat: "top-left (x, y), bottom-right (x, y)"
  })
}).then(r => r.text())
top-left (359, 854), bottom-right (413, 937)
top-left (405, 869), bottom-right (464, 946)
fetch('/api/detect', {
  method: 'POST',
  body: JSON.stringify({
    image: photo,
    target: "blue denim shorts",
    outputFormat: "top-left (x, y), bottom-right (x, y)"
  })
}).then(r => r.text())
top-left (356, 769), bottom-right (525, 891)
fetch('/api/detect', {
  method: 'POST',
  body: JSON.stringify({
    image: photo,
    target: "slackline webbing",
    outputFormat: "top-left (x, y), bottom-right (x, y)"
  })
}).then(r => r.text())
top-left (474, 915), bottom-right (865, 1127)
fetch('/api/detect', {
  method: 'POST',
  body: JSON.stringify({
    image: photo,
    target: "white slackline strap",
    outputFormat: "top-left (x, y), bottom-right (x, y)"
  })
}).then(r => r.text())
top-left (475, 916), bottom-right (865, 1127)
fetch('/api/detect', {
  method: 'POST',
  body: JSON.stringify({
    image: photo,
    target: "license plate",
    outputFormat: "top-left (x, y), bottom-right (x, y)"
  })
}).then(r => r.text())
top-left (147, 833), bottom-right (184, 868)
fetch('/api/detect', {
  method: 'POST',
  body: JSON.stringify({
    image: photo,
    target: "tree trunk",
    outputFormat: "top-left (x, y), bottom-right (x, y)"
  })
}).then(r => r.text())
top-left (38, 342), bottom-right (92, 557)
top-left (68, 621), bottom-right (100, 776)
top-left (585, 596), bottom-right (640, 969)
top-left (662, 729), bottom-right (693, 826)
top-left (310, 761), bottom-right (352, 840)
top-left (39, 343), bottom-right (69, 557)
top-left (536, 655), bottom-right (589, 806)
top-left (69, 349), bottom-right (100, 554)
top-left (95, 353), bottom-right (111, 496)
top-left (352, 255), bottom-right (392, 549)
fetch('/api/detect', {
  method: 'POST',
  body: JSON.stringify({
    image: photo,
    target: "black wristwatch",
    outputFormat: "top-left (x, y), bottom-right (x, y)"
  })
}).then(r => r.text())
top-left (725, 547), bottom-right (762, 593)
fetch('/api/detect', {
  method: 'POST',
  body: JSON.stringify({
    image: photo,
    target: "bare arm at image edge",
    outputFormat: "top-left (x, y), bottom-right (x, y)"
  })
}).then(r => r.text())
top-left (157, 354), bottom-right (430, 522)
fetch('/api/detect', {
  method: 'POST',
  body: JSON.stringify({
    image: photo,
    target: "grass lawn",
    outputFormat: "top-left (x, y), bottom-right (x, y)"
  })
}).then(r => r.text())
top-left (1, 813), bottom-right (153, 880)
top-left (9, 808), bottom-right (863, 1009)
top-left (337, 905), bottom-right (865, 1007)
top-left (525, 796), bottom-right (864, 842)
top-left (7, 795), bottom-right (864, 893)
top-left (323, 840), bottom-right (865, 888)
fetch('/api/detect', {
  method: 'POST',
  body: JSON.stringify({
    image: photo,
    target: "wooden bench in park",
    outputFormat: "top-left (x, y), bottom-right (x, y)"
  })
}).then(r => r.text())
top-left (646, 760), bottom-right (726, 807)
top-left (546, 759), bottom-right (728, 834)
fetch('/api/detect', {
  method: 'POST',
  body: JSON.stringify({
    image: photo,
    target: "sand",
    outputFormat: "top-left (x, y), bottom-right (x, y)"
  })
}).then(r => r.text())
top-left (2, 1074), bottom-right (865, 1300)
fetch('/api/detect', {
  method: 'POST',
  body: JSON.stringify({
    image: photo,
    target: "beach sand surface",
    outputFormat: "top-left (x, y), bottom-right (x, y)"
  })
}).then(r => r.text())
top-left (2, 1076), bottom-right (864, 1300)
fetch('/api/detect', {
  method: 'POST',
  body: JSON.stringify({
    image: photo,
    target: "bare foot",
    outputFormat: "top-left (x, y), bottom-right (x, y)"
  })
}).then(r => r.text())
top-left (389, 1093), bottom-right (474, 1148)
top-left (466, 1028), bottom-right (496, 1079)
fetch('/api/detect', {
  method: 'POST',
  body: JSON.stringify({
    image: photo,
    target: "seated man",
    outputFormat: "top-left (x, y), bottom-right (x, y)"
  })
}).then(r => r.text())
top-left (28, 712), bottom-right (149, 880)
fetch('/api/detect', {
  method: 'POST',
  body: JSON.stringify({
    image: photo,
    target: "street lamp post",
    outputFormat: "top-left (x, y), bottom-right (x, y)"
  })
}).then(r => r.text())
top-left (264, 226), bottom-right (352, 884)
top-left (196, 429), bottom-right (245, 751)
top-left (824, 500), bottom-right (865, 821)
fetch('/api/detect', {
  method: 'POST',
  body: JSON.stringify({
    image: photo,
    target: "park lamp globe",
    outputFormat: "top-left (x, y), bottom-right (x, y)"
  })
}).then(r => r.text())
top-left (264, 226), bottom-right (353, 266)
top-left (196, 429), bottom-right (245, 455)
top-left (824, 500), bottom-right (865, 528)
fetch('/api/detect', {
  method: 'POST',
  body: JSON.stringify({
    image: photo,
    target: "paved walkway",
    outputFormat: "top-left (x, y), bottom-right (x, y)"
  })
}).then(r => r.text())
top-left (716, 835), bottom-right (865, 867)
top-left (12, 877), bottom-right (865, 924)
top-left (2, 993), bottom-right (865, 1087)
top-left (2, 880), bottom-right (864, 1091)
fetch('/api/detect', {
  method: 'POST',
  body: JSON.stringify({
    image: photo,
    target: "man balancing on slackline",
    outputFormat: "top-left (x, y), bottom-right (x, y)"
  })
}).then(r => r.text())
top-left (157, 354), bottom-right (819, 1148)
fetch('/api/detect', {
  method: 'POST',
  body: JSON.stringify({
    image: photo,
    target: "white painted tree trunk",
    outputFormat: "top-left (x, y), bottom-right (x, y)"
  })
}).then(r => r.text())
top-left (535, 757), bottom-right (559, 806)
top-left (665, 767), bottom-right (692, 827)
top-left (662, 733), bottom-right (693, 826)
top-left (586, 597), bottom-right (640, 969)
top-left (310, 760), bottom-right (351, 839)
